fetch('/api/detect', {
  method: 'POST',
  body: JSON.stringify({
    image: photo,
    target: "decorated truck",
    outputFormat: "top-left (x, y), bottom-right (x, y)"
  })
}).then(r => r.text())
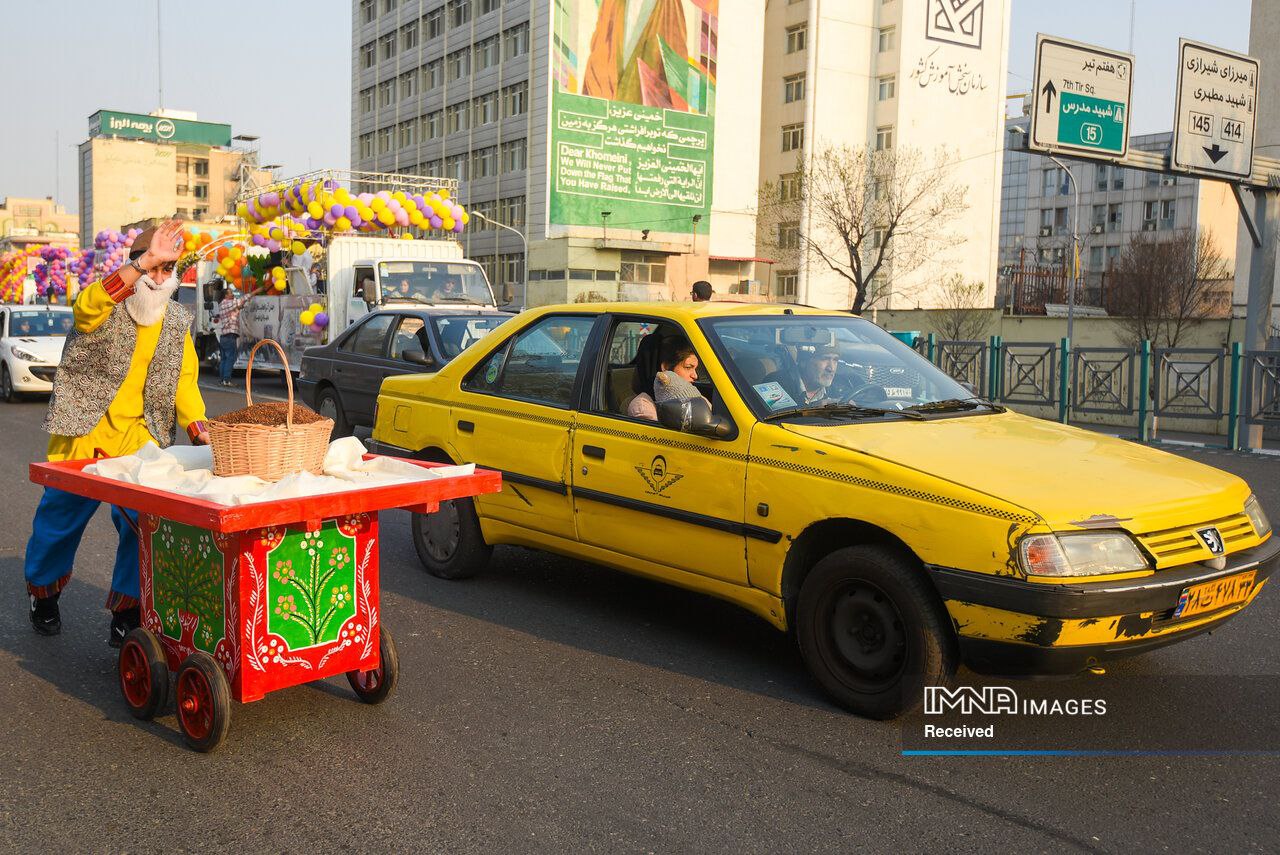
top-left (193, 169), bottom-right (496, 372)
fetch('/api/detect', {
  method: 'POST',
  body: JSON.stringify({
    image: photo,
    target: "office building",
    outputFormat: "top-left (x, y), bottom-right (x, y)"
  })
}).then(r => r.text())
top-left (78, 109), bottom-right (272, 247)
top-left (999, 113), bottom-right (1238, 313)
top-left (0, 196), bottom-right (80, 253)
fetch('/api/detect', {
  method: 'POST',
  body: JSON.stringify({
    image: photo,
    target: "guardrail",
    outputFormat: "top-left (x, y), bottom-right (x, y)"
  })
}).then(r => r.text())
top-left (912, 333), bottom-right (1280, 449)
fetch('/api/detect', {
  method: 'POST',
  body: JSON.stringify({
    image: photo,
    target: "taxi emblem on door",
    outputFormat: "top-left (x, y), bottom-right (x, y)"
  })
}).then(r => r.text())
top-left (636, 454), bottom-right (683, 497)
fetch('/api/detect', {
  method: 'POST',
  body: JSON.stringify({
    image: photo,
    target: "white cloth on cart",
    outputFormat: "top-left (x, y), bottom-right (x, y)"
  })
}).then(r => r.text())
top-left (85, 437), bottom-right (474, 506)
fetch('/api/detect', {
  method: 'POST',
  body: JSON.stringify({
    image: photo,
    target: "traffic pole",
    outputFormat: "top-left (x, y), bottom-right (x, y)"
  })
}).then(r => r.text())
top-left (1137, 340), bottom-right (1151, 442)
top-left (1227, 341), bottom-right (1242, 451)
top-left (1058, 337), bottom-right (1070, 424)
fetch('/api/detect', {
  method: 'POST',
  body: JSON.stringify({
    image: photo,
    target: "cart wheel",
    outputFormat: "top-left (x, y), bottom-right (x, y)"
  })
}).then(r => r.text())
top-left (118, 628), bottom-right (169, 721)
top-left (346, 625), bottom-right (399, 705)
top-left (175, 652), bottom-right (232, 752)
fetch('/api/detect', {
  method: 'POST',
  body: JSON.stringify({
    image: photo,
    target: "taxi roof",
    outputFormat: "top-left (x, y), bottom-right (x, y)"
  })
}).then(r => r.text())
top-left (524, 301), bottom-right (850, 321)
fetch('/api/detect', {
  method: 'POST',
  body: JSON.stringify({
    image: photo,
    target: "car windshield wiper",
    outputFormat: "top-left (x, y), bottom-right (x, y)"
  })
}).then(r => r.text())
top-left (904, 397), bottom-right (1006, 414)
top-left (438, 296), bottom-right (487, 305)
top-left (384, 294), bottom-right (432, 305)
top-left (762, 403), bottom-right (925, 422)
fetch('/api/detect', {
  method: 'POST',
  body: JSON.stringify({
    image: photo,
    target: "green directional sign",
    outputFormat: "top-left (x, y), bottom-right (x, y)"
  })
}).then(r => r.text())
top-left (1057, 92), bottom-right (1126, 153)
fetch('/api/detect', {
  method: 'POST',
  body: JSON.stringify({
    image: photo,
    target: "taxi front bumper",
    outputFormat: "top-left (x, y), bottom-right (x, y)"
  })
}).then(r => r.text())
top-left (929, 534), bottom-right (1279, 675)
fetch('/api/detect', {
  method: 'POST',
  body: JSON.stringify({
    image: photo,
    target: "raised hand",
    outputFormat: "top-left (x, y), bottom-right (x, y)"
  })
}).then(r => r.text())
top-left (139, 220), bottom-right (185, 268)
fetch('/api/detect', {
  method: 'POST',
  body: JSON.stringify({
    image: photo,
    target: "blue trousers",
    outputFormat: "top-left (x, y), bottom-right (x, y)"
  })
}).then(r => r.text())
top-left (218, 334), bottom-right (239, 382)
top-left (25, 487), bottom-right (140, 610)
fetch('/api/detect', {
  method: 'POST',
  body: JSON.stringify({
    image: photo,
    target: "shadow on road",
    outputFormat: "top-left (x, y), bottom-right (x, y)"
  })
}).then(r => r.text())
top-left (373, 512), bottom-right (833, 713)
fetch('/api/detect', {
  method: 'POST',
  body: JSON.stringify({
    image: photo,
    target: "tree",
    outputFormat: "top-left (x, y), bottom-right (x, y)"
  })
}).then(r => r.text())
top-left (1107, 229), bottom-right (1231, 349)
top-left (930, 273), bottom-right (992, 341)
top-left (759, 144), bottom-right (968, 314)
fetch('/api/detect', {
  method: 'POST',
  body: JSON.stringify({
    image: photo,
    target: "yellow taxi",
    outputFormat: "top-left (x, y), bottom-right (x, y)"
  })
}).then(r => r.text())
top-left (371, 302), bottom-right (1276, 718)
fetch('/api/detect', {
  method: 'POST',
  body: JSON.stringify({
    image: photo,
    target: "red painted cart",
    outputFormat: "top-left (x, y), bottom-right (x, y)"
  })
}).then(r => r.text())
top-left (30, 456), bottom-right (501, 752)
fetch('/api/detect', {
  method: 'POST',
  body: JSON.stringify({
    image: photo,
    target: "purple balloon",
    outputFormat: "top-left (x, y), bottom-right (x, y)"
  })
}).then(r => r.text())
top-left (330, 203), bottom-right (344, 217)
top-left (313, 312), bottom-right (329, 328)
top-left (323, 212), bottom-right (338, 226)
top-left (343, 205), bottom-right (359, 221)
top-left (429, 215), bottom-right (443, 229)
top-left (453, 221), bottom-right (464, 233)
top-left (267, 239), bottom-right (281, 252)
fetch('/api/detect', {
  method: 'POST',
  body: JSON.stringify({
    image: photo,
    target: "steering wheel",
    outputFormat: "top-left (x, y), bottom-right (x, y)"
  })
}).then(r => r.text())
top-left (840, 380), bottom-right (891, 406)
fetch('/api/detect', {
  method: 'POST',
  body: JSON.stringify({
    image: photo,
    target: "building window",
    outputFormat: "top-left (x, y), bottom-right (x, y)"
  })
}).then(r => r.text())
top-left (1041, 166), bottom-right (1063, 196)
top-left (471, 146), bottom-right (498, 178)
top-left (779, 172), bottom-right (800, 202)
top-left (1112, 168), bottom-right (1126, 190)
top-left (777, 271), bottom-right (798, 298)
top-left (499, 253), bottom-right (524, 286)
top-left (1142, 200), bottom-right (1158, 230)
top-left (422, 110), bottom-right (442, 140)
top-left (784, 73), bottom-right (806, 103)
top-left (379, 80), bottom-right (394, 108)
top-left (470, 200), bottom-right (496, 230)
top-left (399, 70), bottom-right (417, 100)
top-left (504, 23), bottom-right (530, 59)
top-left (361, 42), bottom-right (376, 69)
top-left (473, 91), bottom-right (499, 125)
top-left (480, 0), bottom-right (500, 14)
top-left (381, 0), bottom-right (396, 13)
top-left (1091, 204), bottom-right (1105, 232)
top-left (359, 133), bottom-right (374, 159)
top-left (360, 0), bottom-right (375, 24)
top-left (878, 26), bottom-right (895, 52)
top-left (777, 222), bottom-right (800, 249)
top-left (1094, 164), bottom-right (1109, 192)
top-left (1039, 208), bottom-right (1053, 234)
top-left (422, 59), bottom-right (442, 89)
top-left (619, 251), bottom-right (667, 284)
top-left (447, 49), bottom-right (471, 81)
top-left (474, 35), bottom-right (500, 71)
top-left (446, 102), bottom-right (470, 134)
top-left (1160, 199), bottom-right (1176, 229)
top-left (877, 75), bottom-right (896, 101)
top-left (176, 185), bottom-right (189, 197)
top-left (1107, 202), bottom-right (1122, 232)
top-left (445, 153), bottom-right (468, 181)
top-left (360, 87), bottom-right (374, 114)
top-left (503, 81), bottom-right (528, 117)
top-left (399, 120), bottom-right (416, 148)
top-left (193, 159), bottom-right (208, 177)
top-left (1089, 246), bottom-right (1103, 270)
top-left (785, 24), bottom-right (807, 54)
top-left (499, 195), bottom-right (526, 228)
top-left (424, 8), bottom-right (443, 38)
top-left (875, 125), bottom-right (893, 150)
top-left (401, 20), bottom-right (419, 51)
top-left (782, 123), bottom-right (804, 152)
top-left (377, 127), bottom-right (393, 155)
top-left (379, 33), bottom-right (396, 61)
top-left (1106, 245), bottom-right (1121, 267)
top-left (448, 0), bottom-right (471, 28)
top-left (502, 138), bottom-right (527, 172)
top-left (1053, 207), bottom-right (1067, 235)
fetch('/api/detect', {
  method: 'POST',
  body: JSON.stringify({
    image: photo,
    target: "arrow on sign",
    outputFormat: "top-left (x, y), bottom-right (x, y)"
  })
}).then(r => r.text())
top-left (1041, 80), bottom-right (1057, 114)
top-left (1203, 144), bottom-right (1229, 164)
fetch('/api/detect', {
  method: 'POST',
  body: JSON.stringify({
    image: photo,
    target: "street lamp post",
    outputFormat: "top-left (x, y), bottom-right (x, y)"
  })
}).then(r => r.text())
top-left (471, 212), bottom-right (529, 311)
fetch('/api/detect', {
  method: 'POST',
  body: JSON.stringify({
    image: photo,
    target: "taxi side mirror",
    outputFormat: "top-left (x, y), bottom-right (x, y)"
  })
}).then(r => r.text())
top-left (657, 397), bottom-right (731, 438)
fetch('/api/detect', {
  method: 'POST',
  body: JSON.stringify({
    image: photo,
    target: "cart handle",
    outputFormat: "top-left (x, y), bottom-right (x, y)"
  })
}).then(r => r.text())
top-left (245, 339), bottom-right (295, 430)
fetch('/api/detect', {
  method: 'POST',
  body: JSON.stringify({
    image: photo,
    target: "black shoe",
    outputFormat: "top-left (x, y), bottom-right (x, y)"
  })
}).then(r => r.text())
top-left (108, 607), bottom-right (141, 648)
top-left (30, 594), bottom-right (61, 636)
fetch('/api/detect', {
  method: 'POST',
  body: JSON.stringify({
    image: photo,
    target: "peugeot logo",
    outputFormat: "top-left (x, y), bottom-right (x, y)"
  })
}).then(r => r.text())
top-left (1197, 527), bottom-right (1225, 555)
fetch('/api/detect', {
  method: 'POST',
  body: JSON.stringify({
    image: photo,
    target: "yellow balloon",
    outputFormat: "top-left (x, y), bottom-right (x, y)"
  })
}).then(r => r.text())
top-left (409, 211), bottom-right (425, 226)
top-left (370, 198), bottom-right (386, 212)
top-left (377, 210), bottom-right (395, 226)
top-left (460, 212), bottom-right (470, 225)
top-left (336, 188), bottom-right (352, 204)
top-left (336, 216), bottom-right (352, 231)
top-left (307, 202), bottom-right (323, 219)
top-left (439, 188), bottom-right (451, 200)
top-left (273, 279), bottom-right (287, 292)
top-left (400, 232), bottom-right (414, 240)
top-left (391, 191), bottom-right (406, 203)
top-left (308, 302), bottom-right (323, 313)
top-left (442, 217), bottom-right (455, 230)
top-left (300, 311), bottom-right (315, 326)
top-left (291, 241), bottom-right (306, 255)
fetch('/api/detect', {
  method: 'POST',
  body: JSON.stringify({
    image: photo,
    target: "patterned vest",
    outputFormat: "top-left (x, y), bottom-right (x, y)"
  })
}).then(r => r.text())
top-left (43, 302), bottom-right (193, 447)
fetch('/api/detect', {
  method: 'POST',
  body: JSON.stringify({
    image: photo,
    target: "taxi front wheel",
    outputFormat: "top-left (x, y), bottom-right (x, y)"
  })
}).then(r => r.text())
top-left (411, 497), bottom-right (493, 580)
top-left (796, 545), bottom-right (957, 719)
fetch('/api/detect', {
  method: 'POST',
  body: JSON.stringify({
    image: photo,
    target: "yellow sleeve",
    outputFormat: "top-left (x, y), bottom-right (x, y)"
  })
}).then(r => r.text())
top-left (72, 279), bottom-right (124, 334)
top-left (176, 333), bottom-right (208, 435)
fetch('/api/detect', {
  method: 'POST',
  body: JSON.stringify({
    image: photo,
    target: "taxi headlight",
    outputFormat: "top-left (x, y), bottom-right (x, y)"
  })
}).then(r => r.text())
top-left (11, 345), bottom-right (39, 362)
top-left (1245, 494), bottom-right (1272, 539)
top-left (1019, 532), bottom-right (1150, 578)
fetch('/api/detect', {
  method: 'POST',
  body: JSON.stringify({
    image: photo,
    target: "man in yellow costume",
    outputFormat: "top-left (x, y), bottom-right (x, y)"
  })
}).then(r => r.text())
top-left (25, 221), bottom-right (209, 646)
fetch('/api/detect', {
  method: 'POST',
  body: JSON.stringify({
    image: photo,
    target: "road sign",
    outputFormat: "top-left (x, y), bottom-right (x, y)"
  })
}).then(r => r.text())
top-left (1172, 39), bottom-right (1260, 180)
top-left (1030, 34), bottom-right (1134, 158)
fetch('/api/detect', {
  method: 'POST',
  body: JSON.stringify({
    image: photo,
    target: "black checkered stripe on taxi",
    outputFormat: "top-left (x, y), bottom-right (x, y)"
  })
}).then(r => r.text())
top-left (749, 457), bottom-right (1041, 524)
top-left (576, 422), bottom-right (750, 462)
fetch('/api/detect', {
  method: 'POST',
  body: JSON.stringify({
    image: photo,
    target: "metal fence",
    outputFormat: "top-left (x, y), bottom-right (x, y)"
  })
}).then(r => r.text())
top-left (911, 333), bottom-right (1280, 449)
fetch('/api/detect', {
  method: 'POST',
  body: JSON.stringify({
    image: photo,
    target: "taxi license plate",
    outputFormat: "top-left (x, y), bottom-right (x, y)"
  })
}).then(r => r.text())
top-left (1173, 570), bottom-right (1257, 619)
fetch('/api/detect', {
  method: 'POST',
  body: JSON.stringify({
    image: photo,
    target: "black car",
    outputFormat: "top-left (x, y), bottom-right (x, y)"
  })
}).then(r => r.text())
top-left (297, 307), bottom-right (512, 436)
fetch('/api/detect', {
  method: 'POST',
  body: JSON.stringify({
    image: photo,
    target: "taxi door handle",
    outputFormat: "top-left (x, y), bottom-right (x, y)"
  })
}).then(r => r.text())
top-left (458, 420), bottom-right (474, 433)
top-left (582, 445), bottom-right (606, 460)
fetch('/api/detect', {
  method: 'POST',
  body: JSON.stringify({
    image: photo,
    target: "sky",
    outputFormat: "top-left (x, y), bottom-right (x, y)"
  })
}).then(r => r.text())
top-left (0, 0), bottom-right (1255, 215)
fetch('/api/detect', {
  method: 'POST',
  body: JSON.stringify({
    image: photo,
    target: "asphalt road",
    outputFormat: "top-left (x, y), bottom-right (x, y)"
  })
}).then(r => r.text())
top-left (1, 369), bottom-right (1278, 853)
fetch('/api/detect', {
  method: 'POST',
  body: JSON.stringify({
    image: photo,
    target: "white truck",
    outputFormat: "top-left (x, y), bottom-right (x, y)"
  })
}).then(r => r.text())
top-left (196, 234), bottom-right (497, 372)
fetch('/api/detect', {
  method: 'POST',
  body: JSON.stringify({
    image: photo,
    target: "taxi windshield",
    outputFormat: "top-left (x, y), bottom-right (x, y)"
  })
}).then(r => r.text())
top-left (702, 315), bottom-right (990, 420)
top-left (379, 261), bottom-right (494, 306)
top-left (9, 310), bottom-right (74, 337)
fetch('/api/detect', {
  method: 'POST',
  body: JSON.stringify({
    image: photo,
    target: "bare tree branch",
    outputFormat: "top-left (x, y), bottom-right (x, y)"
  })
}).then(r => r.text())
top-left (1107, 229), bottom-right (1231, 349)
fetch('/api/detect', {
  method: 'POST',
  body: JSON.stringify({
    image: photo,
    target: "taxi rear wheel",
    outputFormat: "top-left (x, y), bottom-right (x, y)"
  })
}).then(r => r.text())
top-left (796, 545), bottom-right (956, 719)
top-left (411, 497), bottom-right (492, 580)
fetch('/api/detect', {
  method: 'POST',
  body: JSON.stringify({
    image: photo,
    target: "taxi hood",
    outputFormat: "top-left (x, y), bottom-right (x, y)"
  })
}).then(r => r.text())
top-left (779, 410), bottom-right (1248, 533)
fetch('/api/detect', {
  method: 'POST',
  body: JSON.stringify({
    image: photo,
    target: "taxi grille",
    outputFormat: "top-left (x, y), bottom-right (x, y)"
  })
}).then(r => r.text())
top-left (1136, 513), bottom-right (1256, 567)
top-left (30, 366), bottom-right (57, 382)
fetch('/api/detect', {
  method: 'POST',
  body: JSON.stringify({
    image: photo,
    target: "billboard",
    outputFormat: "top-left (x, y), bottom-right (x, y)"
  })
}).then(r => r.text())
top-left (89, 110), bottom-right (233, 147)
top-left (550, 0), bottom-right (718, 234)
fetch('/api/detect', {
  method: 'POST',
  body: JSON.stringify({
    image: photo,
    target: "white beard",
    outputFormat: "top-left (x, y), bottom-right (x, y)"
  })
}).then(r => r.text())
top-left (125, 274), bottom-right (178, 326)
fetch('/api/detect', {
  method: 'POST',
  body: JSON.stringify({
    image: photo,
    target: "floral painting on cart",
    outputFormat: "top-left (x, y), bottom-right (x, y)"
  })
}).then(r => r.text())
top-left (265, 521), bottom-right (358, 650)
top-left (148, 519), bottom-right (227, 657)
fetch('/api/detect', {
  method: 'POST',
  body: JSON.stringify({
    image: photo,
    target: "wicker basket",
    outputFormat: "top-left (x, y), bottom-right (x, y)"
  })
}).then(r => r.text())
top-left (207, 339), bottom-right (334, 482)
